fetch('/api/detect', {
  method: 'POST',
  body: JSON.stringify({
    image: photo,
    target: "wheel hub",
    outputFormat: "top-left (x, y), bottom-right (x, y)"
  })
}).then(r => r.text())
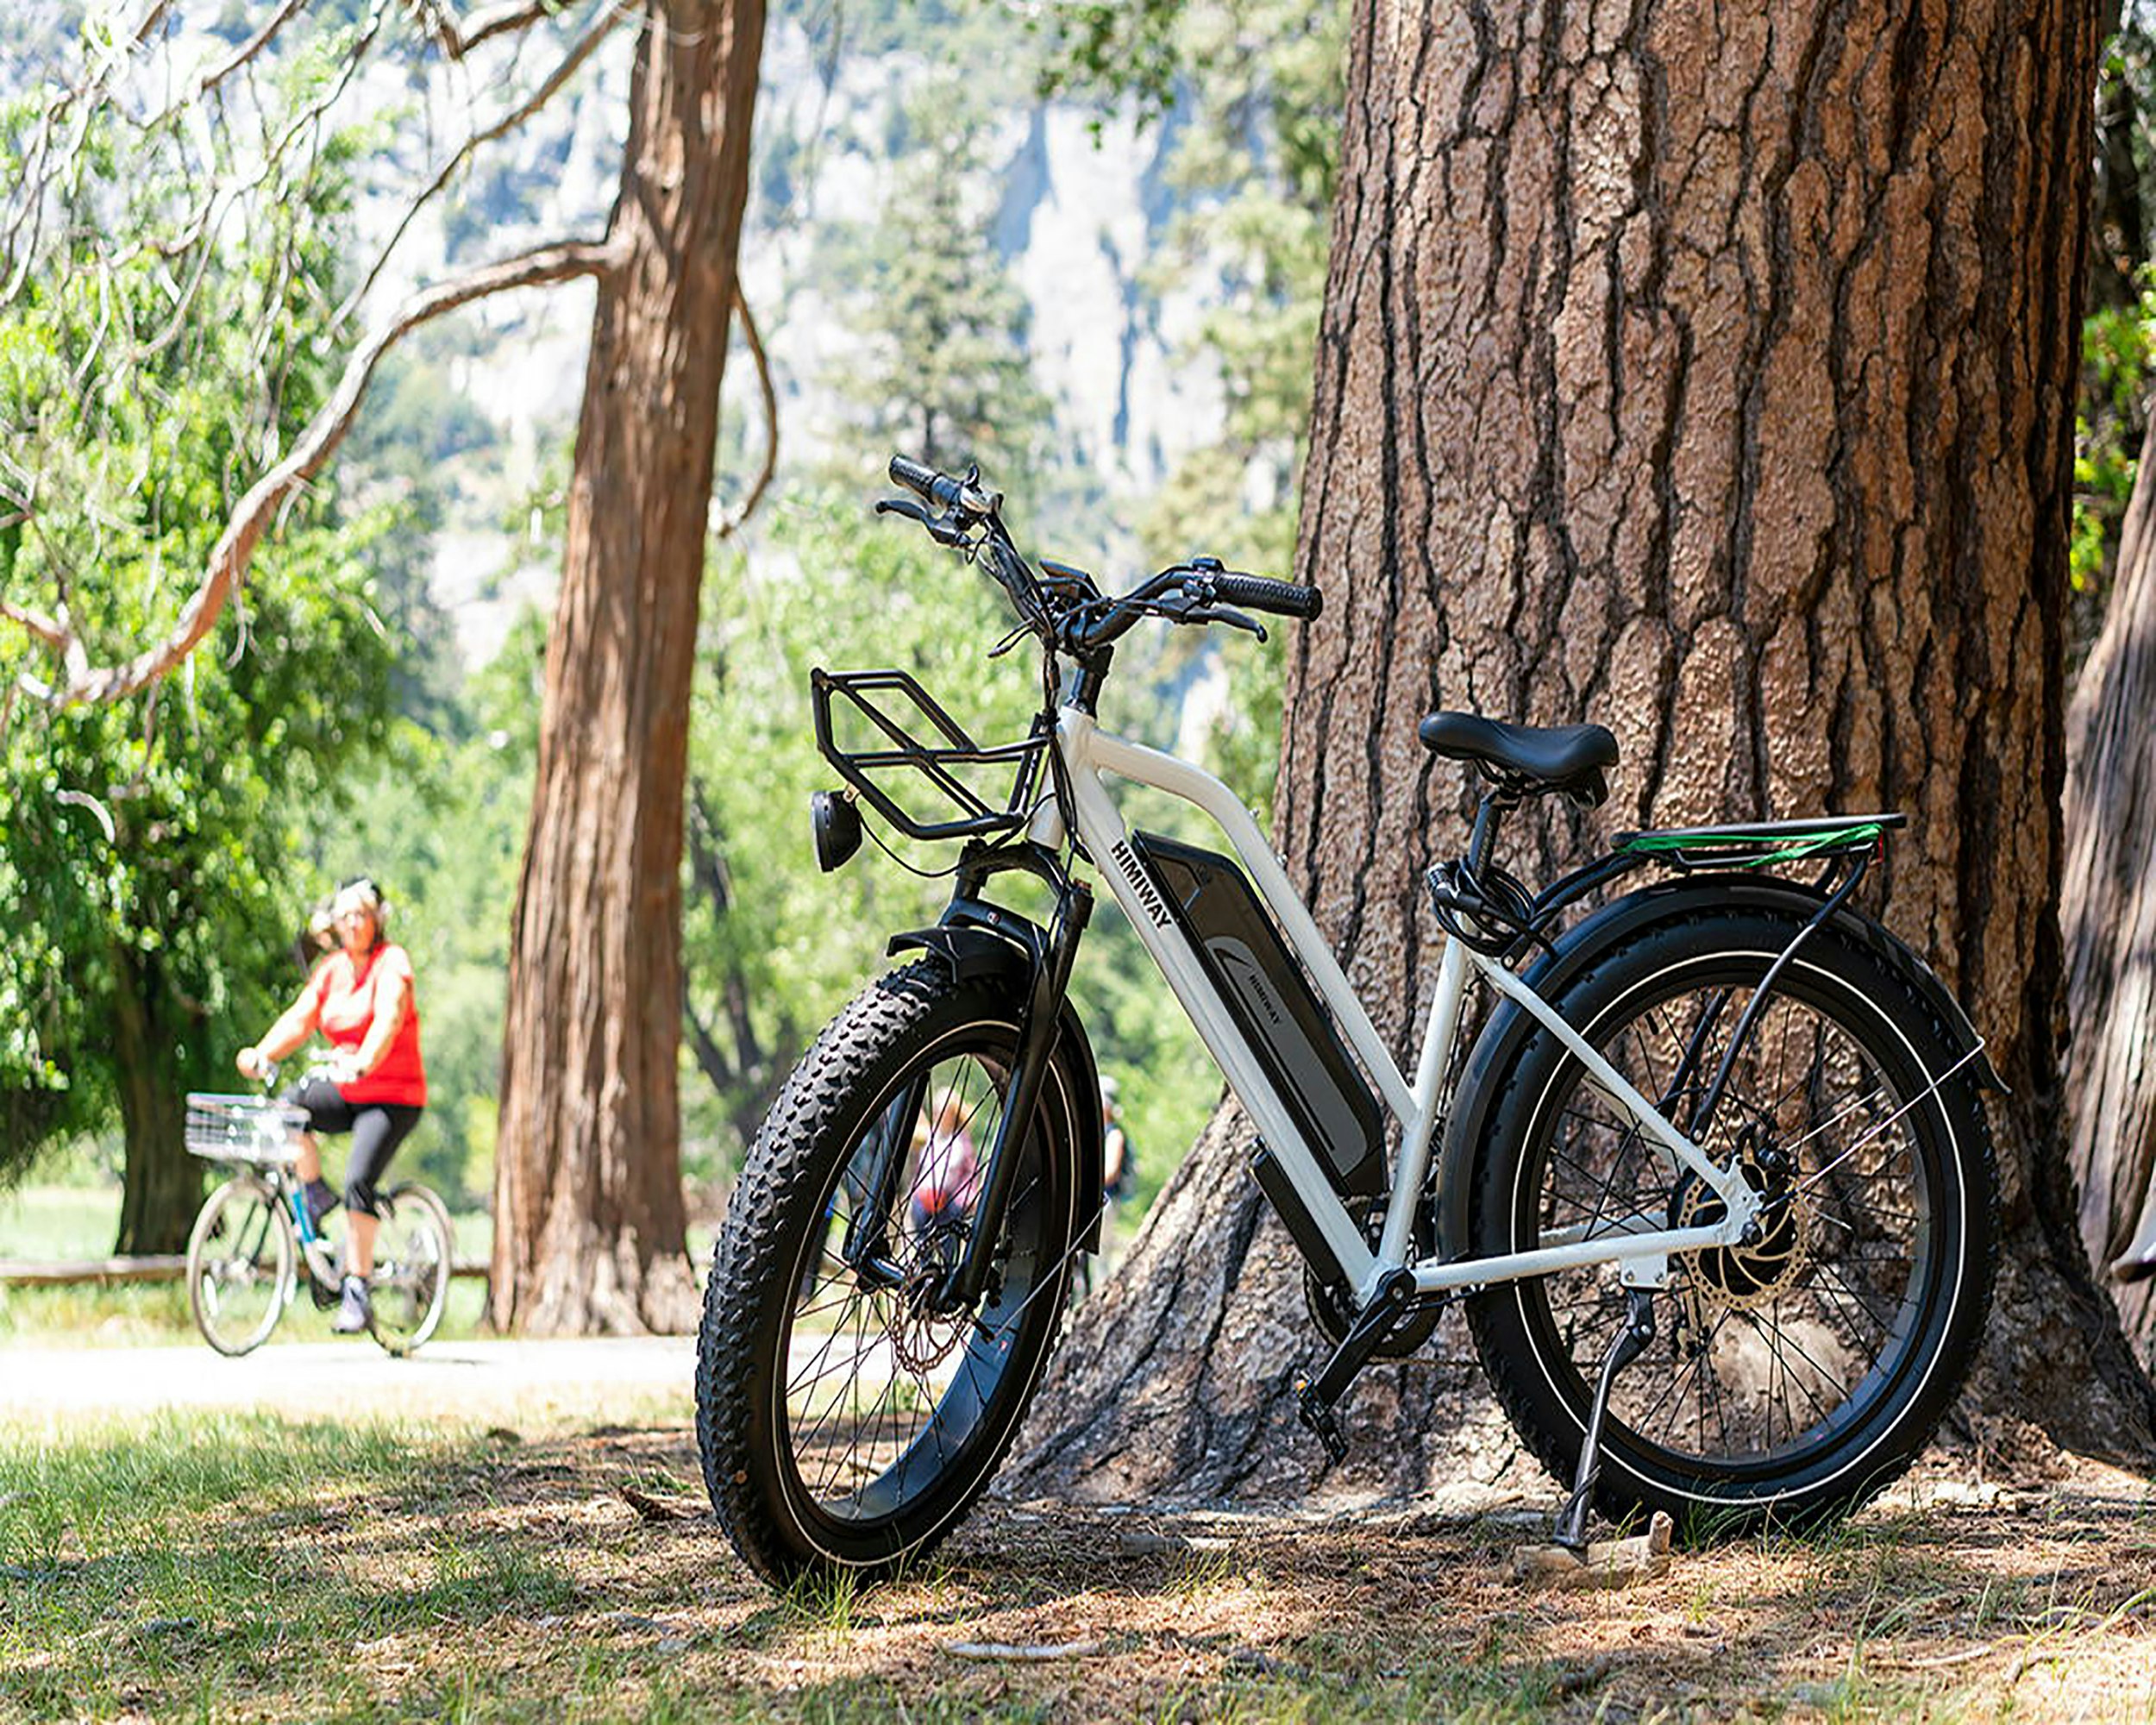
top-left (1670, 1144), bottom-right (1808, 1315)
top-left (886, 1245), bottom-right (970, 1375)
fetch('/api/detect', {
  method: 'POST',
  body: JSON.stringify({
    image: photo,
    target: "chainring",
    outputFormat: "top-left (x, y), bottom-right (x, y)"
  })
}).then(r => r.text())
top-left (1303, 1199), bottom-right (1444, 1358)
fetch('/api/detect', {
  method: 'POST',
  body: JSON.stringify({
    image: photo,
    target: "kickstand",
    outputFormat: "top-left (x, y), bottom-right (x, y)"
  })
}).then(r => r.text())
top-left (1551, 1287), bottom-right (1657, 1554)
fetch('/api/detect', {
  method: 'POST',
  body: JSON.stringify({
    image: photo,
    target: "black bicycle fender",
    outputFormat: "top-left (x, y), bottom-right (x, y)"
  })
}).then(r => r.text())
top-left (887, 921), bottom-right (1031, 984)
top-left (887, 909), bottom-right (1107, 1252)
top-left (1435, 871), bottom-right (2005, 1260)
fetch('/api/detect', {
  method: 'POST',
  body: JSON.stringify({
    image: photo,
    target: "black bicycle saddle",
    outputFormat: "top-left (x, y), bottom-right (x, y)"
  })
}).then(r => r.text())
top-left (1417, 711), bottom-right (1618, 805)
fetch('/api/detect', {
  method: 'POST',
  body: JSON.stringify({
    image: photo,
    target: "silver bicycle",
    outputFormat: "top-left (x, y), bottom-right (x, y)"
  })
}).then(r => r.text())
top-left (185, 1083), bottom-right (454, 1358)
top-left (695, 456), bottom-right (2001, 1586)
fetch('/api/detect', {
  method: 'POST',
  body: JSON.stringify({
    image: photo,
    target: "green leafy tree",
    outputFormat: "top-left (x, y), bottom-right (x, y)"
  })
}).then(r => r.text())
top-left (0, 95), bottom-right (401, 1246)
top-left (816, 76), bottom-right (1050, 478)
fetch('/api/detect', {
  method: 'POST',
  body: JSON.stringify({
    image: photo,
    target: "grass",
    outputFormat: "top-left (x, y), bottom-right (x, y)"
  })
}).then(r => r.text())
top-left (0, 1179), bottom-right (495, 1349)
top-left (4, 1405), bottom-right (2153, 1722)
top-left (0, 1184), bottom-right (118, 1259)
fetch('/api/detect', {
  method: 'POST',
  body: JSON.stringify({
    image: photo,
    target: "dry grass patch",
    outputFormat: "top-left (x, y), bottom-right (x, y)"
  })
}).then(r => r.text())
top-left (3, 1410), bottom-right (2153, 1722)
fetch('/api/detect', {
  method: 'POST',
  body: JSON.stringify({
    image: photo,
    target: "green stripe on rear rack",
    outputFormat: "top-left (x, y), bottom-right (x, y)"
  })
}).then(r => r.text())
top-left (1612, 813), bottom-right (1903, 869)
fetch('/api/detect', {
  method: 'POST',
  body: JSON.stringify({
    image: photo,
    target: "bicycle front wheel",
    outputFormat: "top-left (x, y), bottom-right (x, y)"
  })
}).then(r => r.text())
top-left (187, 1176), bottom-right (295, 1358)
top-left (1464, 907), bottom-right (1997, 1535)
top-left (697, 962), bottom-right (1087, 1587)
top-left (368, 1182), bottom-right (454, 1358)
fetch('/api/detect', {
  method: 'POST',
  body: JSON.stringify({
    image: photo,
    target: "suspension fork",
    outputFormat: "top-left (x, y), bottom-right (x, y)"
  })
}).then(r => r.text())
top-left (841, 1074), bottom-right (930, 1278)
top-left (937, 878), bottom-right (1093, 1309)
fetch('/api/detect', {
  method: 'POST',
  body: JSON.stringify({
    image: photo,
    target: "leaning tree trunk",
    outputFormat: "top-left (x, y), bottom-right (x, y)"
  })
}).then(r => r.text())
top-left (110, 944), bottom-right (198, 1256)
top-left (2065, 414), bottom-right (2156, 1365)
top-left (490, 0), bottom-right (765, 1333)
top-left (1014, 0), bottom-right (2155, 1502)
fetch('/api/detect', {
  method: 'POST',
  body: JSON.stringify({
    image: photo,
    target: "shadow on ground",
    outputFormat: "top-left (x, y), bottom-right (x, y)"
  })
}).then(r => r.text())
top-left (5, 1415), bottom-right (2154, 1721)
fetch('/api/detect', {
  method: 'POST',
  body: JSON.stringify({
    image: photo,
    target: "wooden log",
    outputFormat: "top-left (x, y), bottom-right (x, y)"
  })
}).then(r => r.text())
top-left (1510, 1510), bottom-right (1675, 1590)
top-left (0, 1255), bottom-right (491, 1289)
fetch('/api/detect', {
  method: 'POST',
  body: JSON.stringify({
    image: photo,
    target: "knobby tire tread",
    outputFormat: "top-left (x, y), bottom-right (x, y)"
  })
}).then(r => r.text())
top-left (1463, 910), bottom-right (2000, 1537)
top-left (697, 962), bottom-right (1074, 1586)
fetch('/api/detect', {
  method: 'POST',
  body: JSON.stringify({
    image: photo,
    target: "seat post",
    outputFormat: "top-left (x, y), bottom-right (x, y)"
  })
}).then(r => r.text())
top-left (1467, 786), bottom-right (1518, 876)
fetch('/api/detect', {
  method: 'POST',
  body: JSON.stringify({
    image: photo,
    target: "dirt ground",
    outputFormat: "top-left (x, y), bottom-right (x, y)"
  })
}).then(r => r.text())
top-left (72, 1419), bottom-right (2144, 1722)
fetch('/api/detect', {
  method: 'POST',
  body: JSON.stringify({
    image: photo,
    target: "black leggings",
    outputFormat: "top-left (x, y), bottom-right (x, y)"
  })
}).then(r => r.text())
top-left (285, 1075), bottom-right (423, 1217)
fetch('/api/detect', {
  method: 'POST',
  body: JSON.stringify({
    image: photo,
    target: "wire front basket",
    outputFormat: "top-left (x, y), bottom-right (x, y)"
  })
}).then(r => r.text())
top-left (811, 667), bottom-right (1050, 840)
top-left (185, 1094), bottom-right (308, 1165)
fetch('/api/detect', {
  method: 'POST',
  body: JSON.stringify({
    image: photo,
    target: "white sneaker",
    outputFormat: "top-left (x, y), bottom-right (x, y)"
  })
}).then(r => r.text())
top-left (331, 1275), bottom-right (373, 1334)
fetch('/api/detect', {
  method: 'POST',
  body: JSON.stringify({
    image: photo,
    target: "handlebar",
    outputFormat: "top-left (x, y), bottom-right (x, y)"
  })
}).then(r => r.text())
top-left (888, 454), bottom-right (1000, 518)
top-left (1208, 570), bottom-right (1321, 621)
top-left (876, 452), bottom-right (1322, 657)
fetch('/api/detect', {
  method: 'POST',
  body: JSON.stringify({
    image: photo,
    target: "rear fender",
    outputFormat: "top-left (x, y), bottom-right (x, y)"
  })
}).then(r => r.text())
top-left (887, 905), bottom-right (1106, 1251)
top-left (1436, 872), bottom-right (2003, 1259)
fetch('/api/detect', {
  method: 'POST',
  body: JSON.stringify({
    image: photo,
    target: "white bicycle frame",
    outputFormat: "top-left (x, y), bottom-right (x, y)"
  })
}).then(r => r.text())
top-left (1031, 704), bottom-right (1763, 1310)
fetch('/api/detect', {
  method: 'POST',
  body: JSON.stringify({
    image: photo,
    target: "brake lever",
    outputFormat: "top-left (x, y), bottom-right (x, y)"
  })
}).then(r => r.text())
top-left (1186, 604), bottom-right (1267, 642)
top-left (878, 495), bottom-right (973, 548)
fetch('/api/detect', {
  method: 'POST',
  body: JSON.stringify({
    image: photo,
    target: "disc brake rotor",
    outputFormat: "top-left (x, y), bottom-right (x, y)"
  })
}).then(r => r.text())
top-left (1670, 1145), bottom-right (1809, 1333)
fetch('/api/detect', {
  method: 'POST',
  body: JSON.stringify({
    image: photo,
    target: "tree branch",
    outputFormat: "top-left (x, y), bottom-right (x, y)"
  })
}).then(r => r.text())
top-left (21, 236), bottom-right (621, 706)
top-left (137, 0), bottom-right (311, 130)
top-left (409, 0), bottom-right (579, 60)
top-left (0, 597), bottom-right (69, 653)
top-left (714, 284), bottom-right (777, 542)
top-left (338, 2), bottom-right (624, 325)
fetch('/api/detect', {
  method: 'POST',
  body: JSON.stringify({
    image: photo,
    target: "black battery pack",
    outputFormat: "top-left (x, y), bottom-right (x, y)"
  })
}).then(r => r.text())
top-left (1130, 831), bottom-right (1386, 1199)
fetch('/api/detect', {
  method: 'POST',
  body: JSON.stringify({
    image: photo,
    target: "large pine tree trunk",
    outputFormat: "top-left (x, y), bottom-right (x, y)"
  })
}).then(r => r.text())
top-left (2065, 415), bottom-right (2156, 1360)
top-left (490, 0), bottom-right (765, 1333)
top-left (1015, 0), bottom-right (2156, 1502)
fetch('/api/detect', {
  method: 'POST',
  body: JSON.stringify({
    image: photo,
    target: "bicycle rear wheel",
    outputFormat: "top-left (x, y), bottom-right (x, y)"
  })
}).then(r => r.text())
top-left (1463, 907), bottom-right (1997, 1535)
top-left (697, 963), bottom-right (1087, 1587)
top-left (368, 1182), bottom-right (454, 1358)
top-left (187, 1176), bottom-right (295, 1357)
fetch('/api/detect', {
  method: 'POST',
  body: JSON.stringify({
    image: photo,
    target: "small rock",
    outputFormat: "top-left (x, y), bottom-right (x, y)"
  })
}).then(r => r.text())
top-left (608, 1612), bottom-right (682, 1639)
top-left (139, 1618), bottom-right (197, 1637)
top-left (619, 1485), bottom-right (704, 1524)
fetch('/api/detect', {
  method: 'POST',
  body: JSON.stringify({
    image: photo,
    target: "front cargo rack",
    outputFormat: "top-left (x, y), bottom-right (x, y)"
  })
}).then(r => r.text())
top-left (811, 666), bottom-right (1050, 840)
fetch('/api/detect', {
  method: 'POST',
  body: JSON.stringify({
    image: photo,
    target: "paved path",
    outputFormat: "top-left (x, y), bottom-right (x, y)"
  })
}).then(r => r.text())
top-left (2, 1335), bottom-right (699, 1424)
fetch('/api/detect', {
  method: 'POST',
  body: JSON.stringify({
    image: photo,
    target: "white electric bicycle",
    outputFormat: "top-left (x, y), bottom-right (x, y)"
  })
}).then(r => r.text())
top-left (695, 455), bottom-right (2002, 1587)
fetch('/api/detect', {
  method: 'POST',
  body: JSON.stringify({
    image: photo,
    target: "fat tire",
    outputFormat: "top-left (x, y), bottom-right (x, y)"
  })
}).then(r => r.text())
top-left (696, 962), bottom-right (1083, 1586)
top-left (1463, 908), bottom-right (1999, 1538)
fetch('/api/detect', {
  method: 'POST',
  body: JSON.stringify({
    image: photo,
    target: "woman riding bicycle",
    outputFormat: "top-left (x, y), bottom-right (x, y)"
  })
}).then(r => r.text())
top-left (236, 876), bottom-right (427, 1335)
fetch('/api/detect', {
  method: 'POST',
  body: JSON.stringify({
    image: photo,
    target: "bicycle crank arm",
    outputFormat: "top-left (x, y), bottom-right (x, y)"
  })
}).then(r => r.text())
top-left (1294, 1266), bottom-right (1435, 1465)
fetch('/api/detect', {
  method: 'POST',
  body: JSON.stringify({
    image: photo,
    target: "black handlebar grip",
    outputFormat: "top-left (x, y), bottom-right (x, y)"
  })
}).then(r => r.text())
top-left (888, 454), bottom-right (940, 499)
top-left (1211, 573), bottom-right (1322, 621)
top-left (888, 454), bottom-right (971, 511)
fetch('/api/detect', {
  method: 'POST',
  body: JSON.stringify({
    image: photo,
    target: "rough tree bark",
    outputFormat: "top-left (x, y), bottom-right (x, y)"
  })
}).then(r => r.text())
top-left (490, 0), bottom-right (766, 1333)
top-left (1014, 0), bottom-right (2156, 1502)
top-left (2065, 414), bottom-right (2156, 1364)
top-left (110, 945), bottom-right (197, 1256)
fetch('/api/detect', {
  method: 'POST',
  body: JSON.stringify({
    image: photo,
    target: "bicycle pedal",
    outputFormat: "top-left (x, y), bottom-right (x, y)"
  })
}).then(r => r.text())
top-left (1294, 1374), bottom-right (1350, 1465)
